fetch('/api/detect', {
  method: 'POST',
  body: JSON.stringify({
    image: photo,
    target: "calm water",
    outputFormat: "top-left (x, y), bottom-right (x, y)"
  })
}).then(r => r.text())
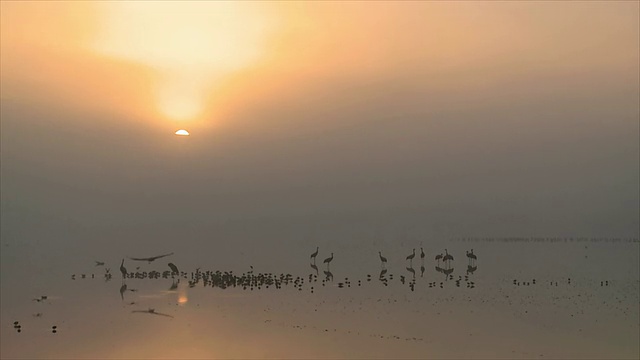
top-left (1, 237), bottom-right (638, 359)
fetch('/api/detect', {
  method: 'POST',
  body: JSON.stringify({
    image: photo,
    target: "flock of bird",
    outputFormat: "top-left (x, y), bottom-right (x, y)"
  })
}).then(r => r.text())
top-left (13, 243), bottom-right (638, 356)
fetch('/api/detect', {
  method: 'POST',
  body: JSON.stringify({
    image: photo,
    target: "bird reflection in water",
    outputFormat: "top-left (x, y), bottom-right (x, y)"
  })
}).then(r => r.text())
top-left (119, 282), bottom-right (127, 301)
top-left (131, 308), bottom-right (174, 318)
top-left (168, 279), bottom-right (179, 292)
top-left (310, 262), bottom-right (318, 276)
top-left (467, 265), bottom-right (478, 275)
top-left (323, 270), bottom-right (333, 282)
top-left (406, 266), bottom-right (416, 280)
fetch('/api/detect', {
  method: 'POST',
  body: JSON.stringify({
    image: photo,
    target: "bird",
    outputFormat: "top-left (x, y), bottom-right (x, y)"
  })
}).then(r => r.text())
top-left (466, 249), bottom-right (477, 265)
top-left (310, 247), bottom-right (319, 263)
top-left (406, 249), bottom-right (416, 265)
top-left (378, 251), bottom-right (388, 268)
top-left (119, 259), bottom-right (127, 279)
top-left (323, 253), bottom-right (334, 268)
top-left (435, 253), bottom-right (443, 266)
top-left (95, 261), bottom-right (105, 266)
top-left (168, 263), bottom-right (179, 275)
top-left (443, 249), bottom-right (454, 266)
top-left (420, 247), bottom-right (425, 261)
top-left (128, 252), bottom-right (174, 263)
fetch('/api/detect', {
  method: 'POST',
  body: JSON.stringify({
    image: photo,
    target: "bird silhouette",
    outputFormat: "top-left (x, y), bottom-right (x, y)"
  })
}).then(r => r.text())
top-left (310, 262), bottom-right (319, 276)
top-left (95, 261), bottom-right (105, 267)
top-left (443, 249), bottom-right (454, 268)
top-left (128, 252), bottom-right (174, 263)
top-left (323, 253), bottom-right (334, 269)
top-left (435, 253), bottom-right (443, 267)
top-left (378, 251), bottom-right (388, 268)
top-left (310, 247), bottom-right (319, 264)
top-left (420, 247), bottom-right (425, 261)
top-left (119, 259), bottom-right (128, 280)
top-left (168, 263), bottom-right (179, 276)
top-left (420, 264), bottom-right (425, 278)
top-left (466, 249), bottom-right (477, 266)
top-left (406, 249), bottom-right (416, 266)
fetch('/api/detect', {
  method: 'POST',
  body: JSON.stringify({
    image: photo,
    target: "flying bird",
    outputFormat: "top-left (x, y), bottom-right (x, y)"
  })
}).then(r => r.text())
top-left (128, 252), bottom-right (174, 263)
top-left (95, 261), bottom-right (105, 266)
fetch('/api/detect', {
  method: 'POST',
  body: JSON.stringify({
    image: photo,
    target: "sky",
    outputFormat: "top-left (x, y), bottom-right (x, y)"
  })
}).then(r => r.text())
top-left (1, 1), bottom-right (638, 260)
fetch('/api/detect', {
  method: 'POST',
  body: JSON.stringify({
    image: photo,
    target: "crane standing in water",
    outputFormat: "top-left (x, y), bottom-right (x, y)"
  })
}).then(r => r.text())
top-left (119, 259), bottom-right (128, 281)
top-left (379, 251), bottom-right (388, 269)
top-left (323, 253), bottom-right (334, 270)
top-left (406, 249), bottom-right (416, 266)
top-left (168, 263), bottom-right (179, 276)
top-left (466, 249), bottom-right (477, 266)
top-left (310, 247), bottom-right (319, 264)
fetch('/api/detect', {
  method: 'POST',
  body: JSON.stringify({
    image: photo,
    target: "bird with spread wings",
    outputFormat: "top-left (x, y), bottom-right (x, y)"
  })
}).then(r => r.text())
top-left (128, 252), bottom-right (174, 263)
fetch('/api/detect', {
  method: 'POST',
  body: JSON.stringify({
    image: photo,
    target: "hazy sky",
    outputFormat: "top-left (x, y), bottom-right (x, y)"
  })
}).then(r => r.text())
top-left (1, 1), bottom-right (638, 258)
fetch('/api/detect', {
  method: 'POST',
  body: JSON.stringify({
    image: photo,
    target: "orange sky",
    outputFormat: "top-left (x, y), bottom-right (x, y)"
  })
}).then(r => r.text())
top-left (2, 1), bottom-right (637, 133)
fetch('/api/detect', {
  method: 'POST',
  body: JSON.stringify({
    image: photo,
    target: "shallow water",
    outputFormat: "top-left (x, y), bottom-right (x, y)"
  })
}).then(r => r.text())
top-left (2, 238), bottom-right (638, 359)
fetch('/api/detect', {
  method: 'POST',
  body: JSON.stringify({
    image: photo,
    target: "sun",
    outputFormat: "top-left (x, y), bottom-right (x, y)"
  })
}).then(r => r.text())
top-left (175, 129), bottom-right (190, 136)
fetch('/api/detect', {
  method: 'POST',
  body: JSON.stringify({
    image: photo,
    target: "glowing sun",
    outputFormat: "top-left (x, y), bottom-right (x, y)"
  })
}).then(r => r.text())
top-left (175, 129), bottom-right (190, 136)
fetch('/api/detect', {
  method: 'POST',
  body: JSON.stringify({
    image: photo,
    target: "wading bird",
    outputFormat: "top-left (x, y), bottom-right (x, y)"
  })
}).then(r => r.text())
top-left (120, 259), bottom-right (127, 280)
top-left (443, 249), bottom-right (454, 268)
top-left (435, 253), bottom-right (443, 266)
top-left (466, 249), bottom-right (477, 266)
top-left (406, 249), bottom-right (416, 266)
top-left (128, 252), bottom-right (174, 263)
top-left (379, 251), bottom-right (388, 268)
top-left (168, 263), bottom-right (179, 275)
top-left (310, 247), bottom-right (319, 264)
top-left (323, 253), bottom-right (334, 269)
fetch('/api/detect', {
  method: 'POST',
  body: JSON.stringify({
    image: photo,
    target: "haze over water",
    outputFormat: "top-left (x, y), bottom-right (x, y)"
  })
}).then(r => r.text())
top-left (1, 1), bottom-right (639, 359)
